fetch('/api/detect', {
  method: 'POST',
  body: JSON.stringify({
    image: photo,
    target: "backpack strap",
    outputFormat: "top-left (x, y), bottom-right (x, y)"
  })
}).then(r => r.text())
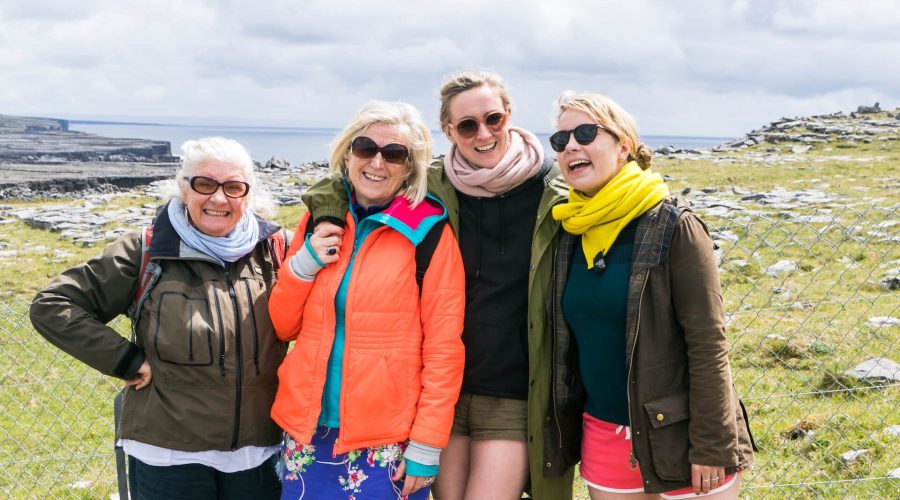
top-left (267, 228), bottom-right (288, 271)
top-left (415, 219), bottom-right (446, 296)
top-left (127, 226), bottom-right (162, 323)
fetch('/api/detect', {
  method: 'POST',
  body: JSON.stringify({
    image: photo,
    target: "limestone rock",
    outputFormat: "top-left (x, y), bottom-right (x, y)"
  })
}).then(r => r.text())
top-left (843, 357), bottom-right (900, 382)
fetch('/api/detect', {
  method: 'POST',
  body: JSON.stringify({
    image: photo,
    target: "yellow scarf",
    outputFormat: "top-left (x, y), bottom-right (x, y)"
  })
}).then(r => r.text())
top-left (552, 161), bottom-right (669, 269)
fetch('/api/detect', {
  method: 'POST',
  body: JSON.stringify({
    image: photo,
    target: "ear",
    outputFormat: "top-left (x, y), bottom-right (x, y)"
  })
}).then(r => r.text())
top-left (619, 140), bottom-right (631, 161)
top-left (442, 125), bottom-right (458, 146)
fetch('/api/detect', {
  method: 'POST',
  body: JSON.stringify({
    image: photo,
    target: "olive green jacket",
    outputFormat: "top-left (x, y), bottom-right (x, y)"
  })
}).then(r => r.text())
top-left (30, 208), bottom-right (288, 452)
top-left (301, 161), bottom-right (576, 499)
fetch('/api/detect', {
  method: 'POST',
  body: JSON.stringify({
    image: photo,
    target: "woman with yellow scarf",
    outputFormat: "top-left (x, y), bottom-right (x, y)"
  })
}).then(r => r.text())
top-left (549, 92), bottom-right (754, 499)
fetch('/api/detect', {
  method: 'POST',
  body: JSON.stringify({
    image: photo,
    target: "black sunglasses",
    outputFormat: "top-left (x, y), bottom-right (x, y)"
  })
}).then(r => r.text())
top-left (184, 176), bottom-right (250, 198)
top-left (350, 136), bottom-right (410, 165)
top-left (453, 111), bottom-right (507, 139)
top-left (548, 124), bottom-right (605, 153)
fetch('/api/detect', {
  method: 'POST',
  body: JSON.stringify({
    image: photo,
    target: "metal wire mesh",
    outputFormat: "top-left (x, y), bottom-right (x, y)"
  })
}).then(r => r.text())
top-left (2, 204), bottom-right (898, 498)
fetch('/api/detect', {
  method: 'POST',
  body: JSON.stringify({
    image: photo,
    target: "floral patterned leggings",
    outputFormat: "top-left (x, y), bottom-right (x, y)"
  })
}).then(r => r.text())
top-left (280, 427), bottom-right (431, 500)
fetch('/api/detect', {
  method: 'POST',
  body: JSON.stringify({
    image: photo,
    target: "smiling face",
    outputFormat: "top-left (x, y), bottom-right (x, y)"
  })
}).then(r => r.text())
top-left (444, 85), bottom-right (510, 169)
top-left (182, 160), bottom-right (250, 237)
top-left (345, 122), bottom-right (410, 209)
top-left (556, 109), bottom-right (630, 198)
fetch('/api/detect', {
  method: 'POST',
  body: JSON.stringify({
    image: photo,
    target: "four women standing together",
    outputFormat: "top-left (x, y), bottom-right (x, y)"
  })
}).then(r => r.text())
top-left (30, 71), bottom-right (752, 500)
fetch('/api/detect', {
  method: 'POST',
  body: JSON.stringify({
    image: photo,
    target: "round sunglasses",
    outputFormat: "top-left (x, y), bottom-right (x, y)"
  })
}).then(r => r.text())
top-left (350, 136), bottom-right (410, 164)
top-left (451, 111), bottom-right (507, 139)
top-left (548, 124), bottom-right (605, 153)
top-left (184, 176), bottom-right (250, 198)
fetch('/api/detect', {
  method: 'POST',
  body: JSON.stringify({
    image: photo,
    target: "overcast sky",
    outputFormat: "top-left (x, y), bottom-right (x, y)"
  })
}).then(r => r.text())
top-left (1, 0), bottom-right (898, 137)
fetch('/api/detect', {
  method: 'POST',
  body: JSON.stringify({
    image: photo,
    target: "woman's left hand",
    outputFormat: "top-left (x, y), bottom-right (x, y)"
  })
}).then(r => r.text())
top-left (691, 463), bottom-right (725, 495)
top-left (391, 459), bottom-right (435, 497)
top-left (124, 359), bottom-right (152, 390)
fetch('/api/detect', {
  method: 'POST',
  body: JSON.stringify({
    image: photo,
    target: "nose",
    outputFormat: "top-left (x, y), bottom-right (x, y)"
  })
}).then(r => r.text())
top-left (208, 186), bottom-right (229, 202)
top-left (475, 121), bottom-right (492, 140)
top-left (565, 133), bottom-right (580, 151)
top-left (370, 152), bottom-right (386, 167)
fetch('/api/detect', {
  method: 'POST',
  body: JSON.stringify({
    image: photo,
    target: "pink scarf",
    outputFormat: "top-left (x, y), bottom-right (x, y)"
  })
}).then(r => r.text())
top-left (444, 126), bottom-right (544, 197)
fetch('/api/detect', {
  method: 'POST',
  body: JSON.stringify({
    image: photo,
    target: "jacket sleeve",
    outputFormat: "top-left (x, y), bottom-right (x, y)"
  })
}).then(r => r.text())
top-left (410, 223), bottom-right (466, 448)
top-left (29, 232), bottom-right (145, 380)
top-left (300, 173), bottom-right (349, 225)
top-left (668, 213), bottom-right (741, 467)
top-left (268, 212), bottom-right (319, 342)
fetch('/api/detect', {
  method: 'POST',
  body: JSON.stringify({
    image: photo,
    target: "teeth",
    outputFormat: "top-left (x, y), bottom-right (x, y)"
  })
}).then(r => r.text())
top-left (204, 209), bottom-right (228, 216)
top-left (363, 172), bottom-right (386, 181)
top-left (568, 159), bottom-right (590, 169)
top-left (475, 142), bottom-right (496, 152)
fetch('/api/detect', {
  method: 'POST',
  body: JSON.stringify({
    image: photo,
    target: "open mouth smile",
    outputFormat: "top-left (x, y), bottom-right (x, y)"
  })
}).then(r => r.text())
top-left (568, 159), bottom-right (591, 172)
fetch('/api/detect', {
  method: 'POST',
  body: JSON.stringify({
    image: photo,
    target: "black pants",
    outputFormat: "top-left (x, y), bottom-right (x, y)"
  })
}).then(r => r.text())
top-left (128, 454), bottom-right (281, 500)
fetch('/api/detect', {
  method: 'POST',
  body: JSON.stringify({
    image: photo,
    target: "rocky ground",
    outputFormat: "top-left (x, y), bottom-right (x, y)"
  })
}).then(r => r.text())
top-left (0, 113), bottom-right (178, 198)
top-left (1, 105), bottom-right (897, 246)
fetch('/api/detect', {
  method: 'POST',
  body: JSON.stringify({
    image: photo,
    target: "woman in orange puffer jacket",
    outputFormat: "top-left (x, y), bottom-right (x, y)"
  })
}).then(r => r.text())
top-left (269, 100), bottom-right (465, 500)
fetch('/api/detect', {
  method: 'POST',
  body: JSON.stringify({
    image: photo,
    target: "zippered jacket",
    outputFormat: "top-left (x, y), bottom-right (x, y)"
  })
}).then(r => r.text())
top-left (301, 163), bottom-right (577, 499)
top-left (268, 196), bottom-right (465, 454)
top-left (552, 197), bottom-right (755, 493)
top-left (30, 202), bottom-right (288, 451)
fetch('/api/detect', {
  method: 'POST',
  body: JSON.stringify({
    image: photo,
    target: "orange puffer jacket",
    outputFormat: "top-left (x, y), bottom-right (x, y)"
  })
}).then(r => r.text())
top-left (269, 205), bottom-right (465, 455)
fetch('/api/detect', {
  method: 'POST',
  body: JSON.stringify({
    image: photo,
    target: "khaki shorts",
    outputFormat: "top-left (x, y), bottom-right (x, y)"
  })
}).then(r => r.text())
top-left (451, 392), bottom-right (528, 441)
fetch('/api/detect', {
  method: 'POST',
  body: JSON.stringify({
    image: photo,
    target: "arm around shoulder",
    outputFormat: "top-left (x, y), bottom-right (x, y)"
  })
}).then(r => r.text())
top-left (300, 173), bottom-right (349, 225)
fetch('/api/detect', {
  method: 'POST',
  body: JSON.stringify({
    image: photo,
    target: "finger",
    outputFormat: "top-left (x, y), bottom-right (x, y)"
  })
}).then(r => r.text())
top-left (691, 469), bottom-right (702, 495)
top-left (391, 460), bottom-right (406, 482)
top-left (401, 476), bottom-right (421, 496)
top-left (701, 475), bottom-right (711, 494)
top-left (315, 222), bottom-right (344, 238)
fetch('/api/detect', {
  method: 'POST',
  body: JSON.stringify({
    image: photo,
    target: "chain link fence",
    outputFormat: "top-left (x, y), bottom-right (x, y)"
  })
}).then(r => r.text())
top-left (2, 203), bottom-right (898, 499)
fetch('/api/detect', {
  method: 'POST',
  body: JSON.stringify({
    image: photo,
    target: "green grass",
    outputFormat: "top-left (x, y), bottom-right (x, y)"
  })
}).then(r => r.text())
top-left (2, 137), bottom-right (898, 498)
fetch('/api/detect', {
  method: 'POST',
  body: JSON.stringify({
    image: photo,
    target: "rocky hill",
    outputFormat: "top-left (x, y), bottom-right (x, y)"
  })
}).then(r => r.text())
top-left (657, 103), bottom-right (900, 158)
top-left (0, 113), bottom-right (178, 198)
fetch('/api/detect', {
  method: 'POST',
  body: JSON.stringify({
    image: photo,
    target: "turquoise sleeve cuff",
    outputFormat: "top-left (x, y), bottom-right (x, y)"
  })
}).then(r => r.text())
top-left (304, 234), bottom-right (326, 267)
top-left (404, 458), bottom-right (439, 478)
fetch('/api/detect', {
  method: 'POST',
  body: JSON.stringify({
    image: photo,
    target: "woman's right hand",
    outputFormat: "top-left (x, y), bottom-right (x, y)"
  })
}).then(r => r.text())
top-left (308, 221), bottom-right (344, 265)
top-left (124, 359), bottom-right (152, 390)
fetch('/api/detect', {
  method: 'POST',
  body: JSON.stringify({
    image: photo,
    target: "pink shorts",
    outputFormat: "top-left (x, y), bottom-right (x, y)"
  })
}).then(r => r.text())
top-left (580, 413), bottom-right (737, 498)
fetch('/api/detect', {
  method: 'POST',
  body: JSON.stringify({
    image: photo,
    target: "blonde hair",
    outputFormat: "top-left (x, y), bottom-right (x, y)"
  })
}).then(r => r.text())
top-left (553, 91), bottom-right (652, 169)
top-left (165, 136), bottom-right (276, 217)
top-left (439, 71), bottom-right (513, 133)
top-left (329, 100), bottom-right (431, 207)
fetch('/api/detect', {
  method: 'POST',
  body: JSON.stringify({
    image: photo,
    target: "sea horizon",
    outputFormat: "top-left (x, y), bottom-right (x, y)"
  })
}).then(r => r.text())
top-left (68, 120), bottom-right (736, 165)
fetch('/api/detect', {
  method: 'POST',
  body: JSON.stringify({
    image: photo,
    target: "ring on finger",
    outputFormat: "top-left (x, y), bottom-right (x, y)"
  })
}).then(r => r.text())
top-left (326, 247), bottom-right (337, 255)
top-left (423, 476), bottom-right (434, 486)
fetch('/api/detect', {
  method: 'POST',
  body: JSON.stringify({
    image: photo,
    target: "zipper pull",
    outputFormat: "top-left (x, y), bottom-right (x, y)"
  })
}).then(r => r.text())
top-left (628, 451), bottom-right (639, 470)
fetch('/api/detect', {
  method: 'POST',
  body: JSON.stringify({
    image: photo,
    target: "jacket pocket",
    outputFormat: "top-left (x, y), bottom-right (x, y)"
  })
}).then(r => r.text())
top-left (153, 292), bottom-right (215, 367)
top-left (642, 390), bottom-right (691, 481)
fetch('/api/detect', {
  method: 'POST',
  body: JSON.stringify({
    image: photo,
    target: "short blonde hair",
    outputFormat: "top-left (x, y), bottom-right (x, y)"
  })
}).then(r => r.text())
top-left (439, 71), bottom-right (513, 133)
top-left (553, 91), bottom-right (652, 169)
top-left (329, 100), bottom-right (431, 207)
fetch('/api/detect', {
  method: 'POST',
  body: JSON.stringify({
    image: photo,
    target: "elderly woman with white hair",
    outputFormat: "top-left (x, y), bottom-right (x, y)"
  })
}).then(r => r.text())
top-left (30, 137), bottom-right (288, 499)
top-left (268, 100), bottom-right (466, 500)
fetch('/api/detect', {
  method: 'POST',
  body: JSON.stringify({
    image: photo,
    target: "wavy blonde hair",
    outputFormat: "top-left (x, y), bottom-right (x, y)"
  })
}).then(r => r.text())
top-left (329, 100), bottom-right (431, 207)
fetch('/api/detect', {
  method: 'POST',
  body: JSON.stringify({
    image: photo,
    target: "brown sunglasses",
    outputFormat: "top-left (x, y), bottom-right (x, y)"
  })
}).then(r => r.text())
top-left (451, 111), bottom-right (507, 139)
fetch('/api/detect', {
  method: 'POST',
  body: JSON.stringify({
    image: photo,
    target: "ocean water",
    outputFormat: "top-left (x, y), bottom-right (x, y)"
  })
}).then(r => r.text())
top-left (70, 121), bottom-right (733, 165)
